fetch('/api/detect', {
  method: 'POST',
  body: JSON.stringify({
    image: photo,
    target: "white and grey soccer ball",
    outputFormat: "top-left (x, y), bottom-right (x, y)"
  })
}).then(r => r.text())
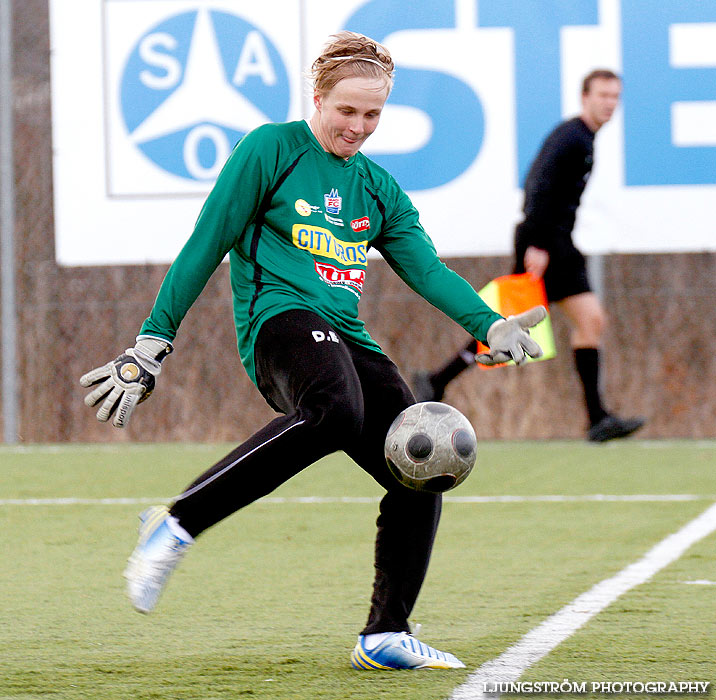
top-left (384, 402), bottom-right (477, 493)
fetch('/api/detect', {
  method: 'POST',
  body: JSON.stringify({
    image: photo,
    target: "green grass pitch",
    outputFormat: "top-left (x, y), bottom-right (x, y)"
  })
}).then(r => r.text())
top-left (1, 440), bottom-right (715, 699)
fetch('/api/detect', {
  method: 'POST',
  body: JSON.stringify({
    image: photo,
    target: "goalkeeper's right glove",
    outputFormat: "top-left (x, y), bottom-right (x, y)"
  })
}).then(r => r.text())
top-left (79, 336), bottom-right (173, 428)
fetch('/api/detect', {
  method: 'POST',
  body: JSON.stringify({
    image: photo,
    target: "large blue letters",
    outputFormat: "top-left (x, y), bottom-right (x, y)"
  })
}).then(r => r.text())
top-left (343, 0), bottom-right (715, 189)
top-left (479, 0), bottom-right (599, 185)
top-left (622, 0), bottom-right (716, 186)
top-left (344, 0), bottom-right (484, 190)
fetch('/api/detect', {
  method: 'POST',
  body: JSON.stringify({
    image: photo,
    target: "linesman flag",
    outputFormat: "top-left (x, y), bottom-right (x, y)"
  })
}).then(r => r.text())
top-left (477, 273), bottom-right (556, 369)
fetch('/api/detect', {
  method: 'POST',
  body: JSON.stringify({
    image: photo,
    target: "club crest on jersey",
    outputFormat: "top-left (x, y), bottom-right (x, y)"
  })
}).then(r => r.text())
top-left (324, 188), bottom-right (342, 215)
top-left (351, 216), bottom-right (370, 232)
top-left (315, 262), bottom-right (365, 298)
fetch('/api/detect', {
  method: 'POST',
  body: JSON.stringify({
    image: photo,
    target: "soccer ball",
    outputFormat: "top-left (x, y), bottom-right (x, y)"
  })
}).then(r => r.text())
top-left (384, 402), bottom-right (477, 493)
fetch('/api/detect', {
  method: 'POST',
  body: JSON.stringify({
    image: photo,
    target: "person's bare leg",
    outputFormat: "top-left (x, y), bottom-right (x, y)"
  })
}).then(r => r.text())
top-left (557, 293), bottom-right (644, 442)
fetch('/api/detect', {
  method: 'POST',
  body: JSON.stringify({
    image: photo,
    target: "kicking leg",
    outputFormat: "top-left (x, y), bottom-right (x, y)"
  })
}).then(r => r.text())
top-left (125, 310), bottom-right (365, 612)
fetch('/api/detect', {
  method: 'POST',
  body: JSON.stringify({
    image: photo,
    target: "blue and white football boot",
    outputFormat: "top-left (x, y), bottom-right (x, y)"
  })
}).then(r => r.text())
top-left (351, 632), bottom-right (466, 670)
top-left (124, 505), bottom-right (192, 614)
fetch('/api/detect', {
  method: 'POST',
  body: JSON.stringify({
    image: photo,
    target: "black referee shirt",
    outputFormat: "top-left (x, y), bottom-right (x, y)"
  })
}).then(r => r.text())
top-left (517, 117), bottom-right (595, 253)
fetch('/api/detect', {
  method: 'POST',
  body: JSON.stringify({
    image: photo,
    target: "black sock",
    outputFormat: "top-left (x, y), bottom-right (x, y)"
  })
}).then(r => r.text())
top-left (574, 348), bottom-right (608, 426)
top-left (430, 339), bottom-right (479, 392)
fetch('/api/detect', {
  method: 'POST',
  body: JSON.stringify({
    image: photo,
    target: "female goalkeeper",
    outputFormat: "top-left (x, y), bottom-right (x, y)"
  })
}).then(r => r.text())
top-left (80, 30), bottom-right (544, 671)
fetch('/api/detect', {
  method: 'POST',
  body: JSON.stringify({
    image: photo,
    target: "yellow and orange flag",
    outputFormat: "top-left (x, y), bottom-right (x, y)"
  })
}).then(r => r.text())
top-left (476, 273), bottom-right (556, 369)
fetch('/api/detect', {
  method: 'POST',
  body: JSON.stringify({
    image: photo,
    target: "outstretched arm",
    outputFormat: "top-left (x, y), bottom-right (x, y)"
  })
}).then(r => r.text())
top-left (377, 189), bottom-right (545, 363)
top-left (79, 126), bottom-right (277, 428)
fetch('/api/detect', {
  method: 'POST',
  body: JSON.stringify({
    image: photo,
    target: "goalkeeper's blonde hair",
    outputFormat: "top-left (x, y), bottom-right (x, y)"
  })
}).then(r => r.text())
top-left (311, 31), bottom-right (394, 95)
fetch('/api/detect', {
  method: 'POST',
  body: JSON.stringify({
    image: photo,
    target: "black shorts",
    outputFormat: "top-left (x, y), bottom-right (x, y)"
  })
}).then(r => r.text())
top-left (514, 228), bottom-right (591, 303)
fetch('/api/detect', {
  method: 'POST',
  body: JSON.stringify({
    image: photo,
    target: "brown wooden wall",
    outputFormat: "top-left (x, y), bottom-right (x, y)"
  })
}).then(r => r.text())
top-left (3, 0), bottom-right (715, 443)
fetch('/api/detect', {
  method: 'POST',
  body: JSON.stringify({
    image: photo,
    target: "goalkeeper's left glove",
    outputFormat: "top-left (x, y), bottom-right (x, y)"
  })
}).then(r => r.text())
top-left (475, 306), bottom-right (547, 366)
top-left (79, 336), bottom-right (173, 428)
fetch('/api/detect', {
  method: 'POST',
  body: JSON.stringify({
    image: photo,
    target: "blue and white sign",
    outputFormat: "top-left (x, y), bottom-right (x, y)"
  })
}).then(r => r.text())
top-left (50, 0), bottom-right (716, 265)
top-left (117, 9), bottom-right (290, 184)
top-left (107, 4), bottom-right (293, 194)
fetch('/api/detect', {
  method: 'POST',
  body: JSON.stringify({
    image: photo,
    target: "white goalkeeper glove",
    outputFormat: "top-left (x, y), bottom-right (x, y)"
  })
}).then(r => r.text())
top-left (79, 336), bottom-right (173, 428)
top-left (475, 306), bottom-right (547, 366)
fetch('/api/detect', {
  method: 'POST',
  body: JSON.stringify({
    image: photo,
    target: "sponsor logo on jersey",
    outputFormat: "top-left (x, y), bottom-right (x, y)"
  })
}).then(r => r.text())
top-left (292, 224), bottom-right (367, 266)
top-left (324, 188), bottom-right (342, 215)
top-left (324, 214), bottom-right (344, 227)
top-left (295, 199), bottom-right (313, 216)
top-left (314, 262), bottom-right (366, 298)
top-left (351, 216), bottom-right (370, 232)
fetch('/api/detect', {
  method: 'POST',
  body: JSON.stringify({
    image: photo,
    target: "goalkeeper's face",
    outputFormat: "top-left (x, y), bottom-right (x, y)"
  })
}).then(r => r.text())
top-left (311, 76), bottom-right (390, 159)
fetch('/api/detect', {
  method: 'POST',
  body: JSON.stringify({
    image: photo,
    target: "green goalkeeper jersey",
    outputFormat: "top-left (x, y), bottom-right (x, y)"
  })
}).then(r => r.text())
top-left (140, 120), bottom-right (501, 383)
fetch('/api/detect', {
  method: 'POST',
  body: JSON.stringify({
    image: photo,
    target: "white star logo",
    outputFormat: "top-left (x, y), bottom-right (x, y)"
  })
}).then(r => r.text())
top-left (129, 8), bottom-right (272, 146)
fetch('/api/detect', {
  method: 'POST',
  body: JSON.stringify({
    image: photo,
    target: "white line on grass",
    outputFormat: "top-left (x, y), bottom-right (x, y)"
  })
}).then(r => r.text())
top-left (0, 443), bottom-right (227, 454)
top-left (449, 501), bottom-right (716, 700)
top-left (0, 497), bottom-right (168, 506)
top-left (0, 494), bottom-right (710, 506)
top-left (0, 440), bottom-right (712, 455)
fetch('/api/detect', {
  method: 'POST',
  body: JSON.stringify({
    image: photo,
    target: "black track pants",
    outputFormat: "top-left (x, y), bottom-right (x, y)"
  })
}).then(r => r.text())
top-left (169, 309), bottom-right (442, 634)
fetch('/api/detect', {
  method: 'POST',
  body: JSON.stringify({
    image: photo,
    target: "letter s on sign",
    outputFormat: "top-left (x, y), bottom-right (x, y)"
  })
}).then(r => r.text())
top-left (344, 0), bottom-right (484, 191)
